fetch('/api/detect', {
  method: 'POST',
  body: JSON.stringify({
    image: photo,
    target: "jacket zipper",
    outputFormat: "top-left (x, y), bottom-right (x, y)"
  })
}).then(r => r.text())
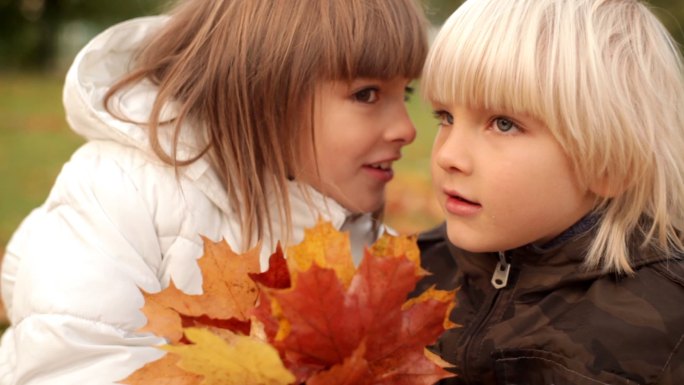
top-left (492, 251), bottom-right (511, 289)
top-left (460, 251), bottom-right (512, 383)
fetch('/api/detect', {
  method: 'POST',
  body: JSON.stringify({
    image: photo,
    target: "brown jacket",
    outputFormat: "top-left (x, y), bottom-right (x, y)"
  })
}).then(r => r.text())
top-left (415, 219), bottom-right (684, 385)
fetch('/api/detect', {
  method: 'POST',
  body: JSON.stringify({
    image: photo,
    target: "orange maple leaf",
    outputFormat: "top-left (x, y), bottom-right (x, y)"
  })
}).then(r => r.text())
top-left (121, 353), bottom-right (202, 385)
top-left (138, 237), bottom-right (261, 343)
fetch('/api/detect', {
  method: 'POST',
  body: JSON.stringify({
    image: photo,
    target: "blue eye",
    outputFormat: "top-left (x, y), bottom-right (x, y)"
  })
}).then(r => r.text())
top-left (433, 110), bottom-right (454, 126)
top-left (494, 117), bottom-right (516, 132)
top-left (354, 87), bottom-right (379, 103)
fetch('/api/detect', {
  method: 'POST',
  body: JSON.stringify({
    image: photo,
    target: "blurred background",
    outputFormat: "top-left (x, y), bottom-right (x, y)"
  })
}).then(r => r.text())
top-left (0, 0), bottom-right (683, 325)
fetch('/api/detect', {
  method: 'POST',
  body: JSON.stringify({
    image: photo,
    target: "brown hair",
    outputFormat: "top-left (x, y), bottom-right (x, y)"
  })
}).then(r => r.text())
top-left (104, 0), bottom-right (428, 249)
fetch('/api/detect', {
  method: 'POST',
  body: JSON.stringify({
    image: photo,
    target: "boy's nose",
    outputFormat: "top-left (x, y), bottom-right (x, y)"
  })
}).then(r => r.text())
top-left (434, 127), bottom-right (473, 175)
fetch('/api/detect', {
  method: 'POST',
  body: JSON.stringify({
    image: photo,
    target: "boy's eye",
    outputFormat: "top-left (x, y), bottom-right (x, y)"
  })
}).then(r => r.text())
top-left (353, 87), bottom-right (379, 103)
top-left (433, 110), bottom-right (454, 126)
top-left (494, 117), bottom-right (517, 132)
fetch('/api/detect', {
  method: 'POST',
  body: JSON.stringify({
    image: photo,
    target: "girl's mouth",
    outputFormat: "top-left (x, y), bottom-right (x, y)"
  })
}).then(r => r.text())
top-left (363, 162), bottom-right (394, 182)
top-left (367, 161), bottom-right (391, 171)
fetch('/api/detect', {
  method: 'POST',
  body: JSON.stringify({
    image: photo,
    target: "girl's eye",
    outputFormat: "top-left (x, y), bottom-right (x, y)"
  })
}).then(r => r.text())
top-left (493, 117), bottom-right (518, 133)
top-left (404, 86), bottom-right (415, 102)
top-left (353, 87), bottom-right (379, 103)
top-left (433, 110), bottom-right (454, 126)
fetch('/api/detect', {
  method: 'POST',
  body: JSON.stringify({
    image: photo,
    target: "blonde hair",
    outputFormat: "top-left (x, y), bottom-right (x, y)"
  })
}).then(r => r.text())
top-left (105, 0), bottom-right (428, 248)
top-left (423, 0), bottom-right (684, 274)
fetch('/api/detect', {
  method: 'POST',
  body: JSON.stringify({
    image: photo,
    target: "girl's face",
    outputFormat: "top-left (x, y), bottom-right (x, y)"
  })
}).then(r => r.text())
top-left (297, 78), bottom-right (416, 213)
top-left (431, 104), bottom-right (597, 252)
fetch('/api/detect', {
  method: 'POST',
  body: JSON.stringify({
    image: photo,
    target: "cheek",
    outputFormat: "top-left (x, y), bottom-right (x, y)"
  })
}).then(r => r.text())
top-left (430, 132), bottom-right (447, 171)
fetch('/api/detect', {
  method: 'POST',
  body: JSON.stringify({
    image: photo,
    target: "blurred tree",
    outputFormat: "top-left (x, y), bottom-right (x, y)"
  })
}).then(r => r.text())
top-left (649, 0), bottom-right (684, 44)
top-left (422, 0), bottom-right (463, 25)
top-left (0, 0), bottom-right (683, 71)
top-left (0, 0), bottom-right (167, 70)
top-left (422, 0), bottom-right (684, 46)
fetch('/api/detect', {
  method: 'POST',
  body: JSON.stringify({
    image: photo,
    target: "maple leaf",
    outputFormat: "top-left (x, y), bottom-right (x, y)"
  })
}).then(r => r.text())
top-left (249, 247), bottom-right (291, 342)
top-left (286, 221), bottom-right (356, 286)
top-left (306, 343), bottom-right (370, 385)
top-left (121, 237), bottom-right (290, 385)
top-left (138, 237), bottom-right (261, 342)
top-left (249, 244), bottom-right (291, 290)
top-left (120, 353), bottom-right (202, 385)
top-left (119, 328), bottom-right (296, 385)
top-left (125, 222), bottom-right (455, 385)
top-left (161, 328), bottom-right (295, 385)
top-left (370, 231), bottom-right (424, 273)
top-left (254, 223), bottom-right (456, 385)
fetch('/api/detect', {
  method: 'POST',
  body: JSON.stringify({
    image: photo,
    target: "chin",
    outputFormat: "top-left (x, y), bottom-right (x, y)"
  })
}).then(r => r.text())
top-left (446, 231), bottom-right (497, 253)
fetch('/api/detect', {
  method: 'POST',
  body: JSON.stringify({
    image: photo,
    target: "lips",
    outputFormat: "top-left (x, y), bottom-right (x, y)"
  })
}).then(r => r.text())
top-left (449, 193), bottom-right (478, 205)
top-left (363, 158), bottom-right (399, 183)
top-left (443, 189), bottom-right (482, 216)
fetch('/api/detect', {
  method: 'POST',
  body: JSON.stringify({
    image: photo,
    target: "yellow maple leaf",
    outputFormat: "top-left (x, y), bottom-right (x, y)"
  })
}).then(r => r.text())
top-left (286, 221), bottom-right (356, 287)
top-left (370, 232), bottom-right (425, 273)
top-left (163, 328), bottom-right (295, 385)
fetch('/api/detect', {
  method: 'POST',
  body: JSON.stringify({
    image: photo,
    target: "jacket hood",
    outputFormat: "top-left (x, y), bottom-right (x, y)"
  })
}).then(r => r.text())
top-left (64, 16), bottom-right (177, 154)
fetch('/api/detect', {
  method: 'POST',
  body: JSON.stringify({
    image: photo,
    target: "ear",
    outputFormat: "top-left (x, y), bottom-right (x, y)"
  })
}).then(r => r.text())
top-left (589, 176), bottom-right (623, 198)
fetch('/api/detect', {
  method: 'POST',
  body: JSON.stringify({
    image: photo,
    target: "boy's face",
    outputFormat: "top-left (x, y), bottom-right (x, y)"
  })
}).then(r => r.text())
top-left (296, 78), bottom-right (416, 213)
top-left (431, 104), bottom-right (596, 252)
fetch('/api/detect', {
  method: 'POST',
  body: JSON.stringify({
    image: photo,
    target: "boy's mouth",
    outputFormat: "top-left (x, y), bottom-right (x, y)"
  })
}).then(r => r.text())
top-left (447, 192), bottom-right (479, 206)
top-left (444, 190), bottom-right (482, 216)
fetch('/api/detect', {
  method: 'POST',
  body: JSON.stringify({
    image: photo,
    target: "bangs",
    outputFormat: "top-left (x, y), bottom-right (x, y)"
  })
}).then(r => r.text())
top-left (320, 0), bottom-right (428, 80)
top-left (423, 0), bottom-right (554, 122)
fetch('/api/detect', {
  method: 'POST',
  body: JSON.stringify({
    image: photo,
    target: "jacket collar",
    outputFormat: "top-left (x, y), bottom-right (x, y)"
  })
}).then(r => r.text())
top-left (451, 214), bottom-right (672, 292)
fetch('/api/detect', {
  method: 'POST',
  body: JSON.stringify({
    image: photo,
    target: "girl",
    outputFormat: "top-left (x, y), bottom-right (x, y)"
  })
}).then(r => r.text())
top-left (0, 0), bottom-right (428, 383)
top-left (416, 0), bottom-right (684, 383)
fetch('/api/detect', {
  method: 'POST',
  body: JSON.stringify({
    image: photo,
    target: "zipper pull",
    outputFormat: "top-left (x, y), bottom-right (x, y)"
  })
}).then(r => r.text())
top-left (491, 251), bottom-right (511, 289)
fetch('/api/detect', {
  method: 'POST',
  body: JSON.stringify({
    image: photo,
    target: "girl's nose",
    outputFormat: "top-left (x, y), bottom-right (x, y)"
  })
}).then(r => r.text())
top-left (385, 106), bottom-right (417, 145)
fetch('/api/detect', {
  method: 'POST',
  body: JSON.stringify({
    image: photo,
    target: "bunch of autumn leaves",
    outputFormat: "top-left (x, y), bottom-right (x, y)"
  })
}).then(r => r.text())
top-left (122, 222), bottom-right (457, 385)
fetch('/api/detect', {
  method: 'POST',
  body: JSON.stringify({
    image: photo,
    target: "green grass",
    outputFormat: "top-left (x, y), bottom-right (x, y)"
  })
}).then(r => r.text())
top-left (402, 90), bottom-right (436, 175)
top-left (0, 73), bottom-right (85, 248)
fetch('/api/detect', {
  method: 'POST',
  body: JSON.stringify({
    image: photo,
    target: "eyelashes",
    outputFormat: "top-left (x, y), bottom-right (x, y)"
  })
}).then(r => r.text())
top-left (353, 87), bottom-right (379, 103)
top-left (433, 110), bottom-right (454, 126)
top-left (352, 85), bottom-right (416, 103)
top-left (431, 111), bottom-right (522, 134)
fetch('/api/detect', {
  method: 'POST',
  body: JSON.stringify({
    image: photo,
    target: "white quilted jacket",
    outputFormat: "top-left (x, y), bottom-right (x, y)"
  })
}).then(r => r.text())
top-left (0, 17), bottom-right (379, 384)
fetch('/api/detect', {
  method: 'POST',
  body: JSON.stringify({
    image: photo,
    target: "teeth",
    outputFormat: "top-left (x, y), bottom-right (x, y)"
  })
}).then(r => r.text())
top-left (371, 162), bottom-right (391, 170)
